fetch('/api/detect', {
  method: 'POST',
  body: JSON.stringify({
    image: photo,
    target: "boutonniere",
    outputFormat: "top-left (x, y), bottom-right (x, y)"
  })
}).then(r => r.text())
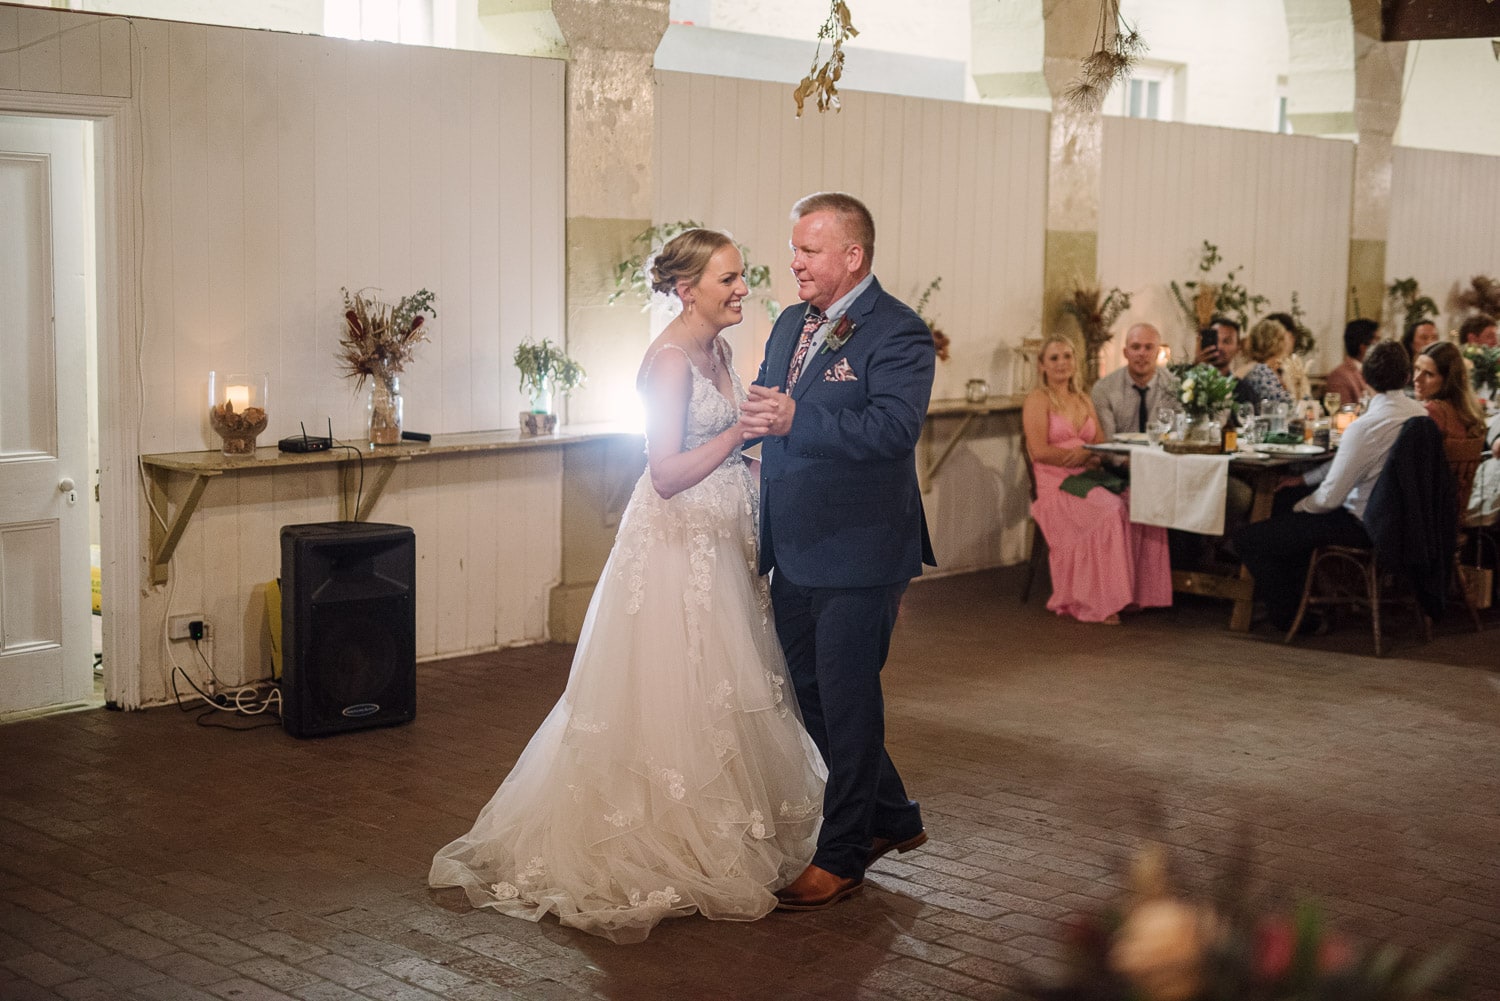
top-left (819, 315), bottom-right (856, 354)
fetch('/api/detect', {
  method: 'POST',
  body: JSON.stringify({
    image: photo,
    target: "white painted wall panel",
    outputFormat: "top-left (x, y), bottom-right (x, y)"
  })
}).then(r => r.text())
top-left (1388, 146), bottom-right (1500, 328)
top-left (1099, 117), bottom-right (1355, 377)
top-left (2, 12), bottom-right (568, 703)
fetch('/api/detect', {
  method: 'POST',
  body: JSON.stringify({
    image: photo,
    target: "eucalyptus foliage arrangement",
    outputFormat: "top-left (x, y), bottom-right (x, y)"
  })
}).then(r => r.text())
top-left (914, 277), bottom-right (950, 362)
top-left (1170, 241), bottom-right (1267, 333)
top-left (608, 220), bottom-right (779, 321)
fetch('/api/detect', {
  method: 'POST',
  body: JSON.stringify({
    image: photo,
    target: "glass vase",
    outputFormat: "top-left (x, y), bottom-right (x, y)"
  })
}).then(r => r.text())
top-left (368, 375), bottom-right (403, 446)
top-left (207, 371), bottom-right (269, 456)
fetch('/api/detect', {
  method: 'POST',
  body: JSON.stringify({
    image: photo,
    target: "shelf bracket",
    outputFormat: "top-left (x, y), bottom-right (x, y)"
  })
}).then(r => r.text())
top-left (147, 468), bottom-right (221, 586)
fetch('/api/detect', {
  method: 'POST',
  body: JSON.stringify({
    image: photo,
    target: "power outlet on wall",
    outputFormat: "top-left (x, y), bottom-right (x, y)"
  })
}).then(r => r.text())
top-left (167, 614), bottom-right (207, 641)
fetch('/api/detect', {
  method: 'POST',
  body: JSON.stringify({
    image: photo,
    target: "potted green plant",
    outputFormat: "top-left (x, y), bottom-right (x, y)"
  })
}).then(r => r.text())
top-left (514, 338), bottom-right (586, 436)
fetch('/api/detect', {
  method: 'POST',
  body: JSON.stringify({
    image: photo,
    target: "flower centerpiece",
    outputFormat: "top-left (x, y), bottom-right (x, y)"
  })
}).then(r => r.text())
top-left (338, 287), bottom-right (437, 445)
top-left (1031, 847), bottom-right (1460, 1001)
top-left (1167, 363), bottom-right (1237, 448)
top-left (1462, 344), bottom-right (1499, 395)
top-left (514, 337), bottom-right (586, 436)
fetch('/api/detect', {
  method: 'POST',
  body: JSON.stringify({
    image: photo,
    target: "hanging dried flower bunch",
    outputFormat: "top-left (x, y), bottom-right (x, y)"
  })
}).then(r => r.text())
top-left (793, 1), bottom-right (858, 118)
top-left (1065, 0), bottom-right (1147, 113)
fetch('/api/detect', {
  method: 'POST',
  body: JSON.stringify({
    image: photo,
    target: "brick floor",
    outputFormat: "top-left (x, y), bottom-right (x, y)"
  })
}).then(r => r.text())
top-left (2, 568), bottom-right (1497, 1000)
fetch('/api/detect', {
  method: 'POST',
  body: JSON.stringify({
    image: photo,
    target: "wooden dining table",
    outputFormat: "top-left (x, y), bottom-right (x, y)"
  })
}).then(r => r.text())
top-left (1087, 441), bottom-right (1334, 630)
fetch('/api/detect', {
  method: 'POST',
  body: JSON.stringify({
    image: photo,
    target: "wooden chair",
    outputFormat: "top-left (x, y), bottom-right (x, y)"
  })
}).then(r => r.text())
top-left (1447, 435), bottom-right (1486, 629)
top-left (1284, 426), bottom-right (1457, 656)
top-left (1019, 443), bottom-right (1049, 604)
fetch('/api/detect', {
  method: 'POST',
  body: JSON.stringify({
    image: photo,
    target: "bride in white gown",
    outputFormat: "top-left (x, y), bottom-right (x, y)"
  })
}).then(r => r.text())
top-left (429, 229), bottom-right (825, 944)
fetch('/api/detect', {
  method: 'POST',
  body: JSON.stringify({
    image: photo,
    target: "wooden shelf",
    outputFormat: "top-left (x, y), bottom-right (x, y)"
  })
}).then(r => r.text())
top-left (921, 395), bottom-right (1026, 490)
top-left (139, 424), bottom-right (641, 585)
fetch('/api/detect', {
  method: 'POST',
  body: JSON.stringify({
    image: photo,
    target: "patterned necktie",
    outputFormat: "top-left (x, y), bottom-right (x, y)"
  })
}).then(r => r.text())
top-left (785, 306), bottom-right (825, 391)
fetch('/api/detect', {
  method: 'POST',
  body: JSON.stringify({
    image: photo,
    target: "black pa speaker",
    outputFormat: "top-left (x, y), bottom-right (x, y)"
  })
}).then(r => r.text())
top-left (280, 522), bottom-right (416, 737)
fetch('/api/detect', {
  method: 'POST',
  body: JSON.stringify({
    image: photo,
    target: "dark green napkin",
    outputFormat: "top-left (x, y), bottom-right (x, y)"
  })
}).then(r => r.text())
top-left (1060, 468), bottom-right (1126, 498)
top-left (1262, 431), bottom-right (1304, 445)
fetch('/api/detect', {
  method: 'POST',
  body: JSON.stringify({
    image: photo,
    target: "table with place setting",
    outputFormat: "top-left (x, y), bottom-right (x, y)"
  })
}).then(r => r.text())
top-left (1085, 435), bottom-right (1335, 630)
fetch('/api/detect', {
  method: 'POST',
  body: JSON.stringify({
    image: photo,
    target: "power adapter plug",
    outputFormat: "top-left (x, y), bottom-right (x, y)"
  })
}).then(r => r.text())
top-left (189, 620), bottom-right (206, 641)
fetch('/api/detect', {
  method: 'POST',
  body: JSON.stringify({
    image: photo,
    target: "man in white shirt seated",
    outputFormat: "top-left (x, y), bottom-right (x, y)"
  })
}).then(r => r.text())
top-left (1091, 323), bottom-right (1173, 439)
top-left (1233, 340), bottom-right (1427, 634)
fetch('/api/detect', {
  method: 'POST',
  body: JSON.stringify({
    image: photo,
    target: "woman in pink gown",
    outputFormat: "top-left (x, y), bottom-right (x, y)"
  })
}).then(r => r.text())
top-left (1022, 335), bottom-right (1172, 624)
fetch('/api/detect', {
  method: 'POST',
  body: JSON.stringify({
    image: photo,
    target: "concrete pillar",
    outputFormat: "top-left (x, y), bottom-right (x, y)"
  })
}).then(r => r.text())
top-left (1041, 0), bottom-right (1102, 347)
top-left (549, 0), bottom-right (668, 641)
top-left (1346, 0), bottom-right (1405, 323)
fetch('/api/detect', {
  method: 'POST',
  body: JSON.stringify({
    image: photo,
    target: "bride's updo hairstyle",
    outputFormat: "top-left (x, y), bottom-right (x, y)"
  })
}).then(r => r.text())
top-left (650, 228), bottom-right (735, 300)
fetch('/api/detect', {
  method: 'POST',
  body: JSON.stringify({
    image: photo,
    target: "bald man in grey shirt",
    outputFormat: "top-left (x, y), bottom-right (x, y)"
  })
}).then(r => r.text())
top-left (1091, 323), bottom-right (1174, 439)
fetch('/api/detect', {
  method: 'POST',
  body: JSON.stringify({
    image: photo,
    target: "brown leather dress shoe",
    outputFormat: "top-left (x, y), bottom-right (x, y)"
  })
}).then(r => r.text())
top-left (773, 864), bottom-right (863, 912)
top-left (866, 830), bottom-right (928, 868)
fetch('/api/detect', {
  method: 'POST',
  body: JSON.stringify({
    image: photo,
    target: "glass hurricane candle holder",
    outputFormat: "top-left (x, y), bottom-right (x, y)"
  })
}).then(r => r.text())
top-left (208, 371), bottom-right (269, 455)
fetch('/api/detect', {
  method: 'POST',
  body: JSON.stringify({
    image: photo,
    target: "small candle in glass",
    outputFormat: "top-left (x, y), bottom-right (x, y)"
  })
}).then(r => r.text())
top-left (208, 371), bottom-right (269, 455)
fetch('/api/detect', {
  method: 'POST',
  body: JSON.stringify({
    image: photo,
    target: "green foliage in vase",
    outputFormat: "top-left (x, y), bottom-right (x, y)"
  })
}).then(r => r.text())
top-left (513, 338), bottom-right (586, 412)
top-left (1463, 345), bottom-right (1500, 393)
top-left (608, 220), bottom-right (779, 321)
top-left (1169, 241), bottom-right (1267, 333)
top-left (1386, 277), bottom-right (1439, 332)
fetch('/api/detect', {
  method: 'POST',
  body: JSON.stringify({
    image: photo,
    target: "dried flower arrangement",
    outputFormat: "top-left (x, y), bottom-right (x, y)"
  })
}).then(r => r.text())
top-left (1061, 283), bottom-right (1132, 388)
top-left (338, 287), bottom-right (437, 391)
top-left (1170, 241), bottom-right (1267, 334)
top-left (1065, 0), bottom-right (1147, 112)
top-left (1455, 274), bottom-right (1500, 320)
top-left (793, 0), bottom-right (858, 117)
top-left (914, 277), bottom-right (950, 362)
top-left (1386, 277), bottom-right (1439, 334)
top-left (1032, 846), bottom-right (1462, 1001)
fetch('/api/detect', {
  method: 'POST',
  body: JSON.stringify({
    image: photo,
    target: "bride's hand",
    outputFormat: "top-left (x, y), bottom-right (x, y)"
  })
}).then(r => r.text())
top-left (742, 385), bottom-right (793, 437)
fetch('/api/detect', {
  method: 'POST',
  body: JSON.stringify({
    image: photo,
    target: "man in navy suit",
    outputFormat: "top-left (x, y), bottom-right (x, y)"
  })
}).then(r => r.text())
top-left (741, 192), bottom-right (937, 911)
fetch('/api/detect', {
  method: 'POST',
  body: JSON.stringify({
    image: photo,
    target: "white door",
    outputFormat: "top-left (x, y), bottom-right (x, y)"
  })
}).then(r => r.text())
top-left (0, 116), bottom-right (92, 714)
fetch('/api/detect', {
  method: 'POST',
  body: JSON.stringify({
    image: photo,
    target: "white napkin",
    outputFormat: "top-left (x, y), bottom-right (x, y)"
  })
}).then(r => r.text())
top-left (1128, 448), bottom-right (1232, 535)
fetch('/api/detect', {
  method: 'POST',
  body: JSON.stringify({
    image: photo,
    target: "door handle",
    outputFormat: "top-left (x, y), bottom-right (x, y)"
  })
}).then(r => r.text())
top-left (58, 477), bottom-right (78, 505)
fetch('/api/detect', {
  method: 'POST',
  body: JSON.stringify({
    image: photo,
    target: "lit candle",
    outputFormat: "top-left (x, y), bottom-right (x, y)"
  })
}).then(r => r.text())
top-left (1157, 346), bottom-right (1171, 367)
top-left (225, 384), bottom-right (251, 412)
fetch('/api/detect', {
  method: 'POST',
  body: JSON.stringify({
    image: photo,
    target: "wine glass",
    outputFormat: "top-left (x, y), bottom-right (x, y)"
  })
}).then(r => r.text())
top-left (1322, 391), bottom-right (1341, 417)
top-left (1236, 402), bottom-right (1255, 428)
top-left (1152, 407), bottom-right (1175, 444)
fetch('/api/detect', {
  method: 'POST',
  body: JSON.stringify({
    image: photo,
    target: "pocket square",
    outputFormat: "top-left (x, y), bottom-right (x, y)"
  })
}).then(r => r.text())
top-left (823, 358), bottom-right (858, 382)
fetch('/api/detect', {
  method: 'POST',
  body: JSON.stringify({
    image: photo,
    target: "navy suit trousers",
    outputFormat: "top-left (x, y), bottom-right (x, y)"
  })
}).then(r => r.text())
top-left (770, 572), bottom-right (923, 880)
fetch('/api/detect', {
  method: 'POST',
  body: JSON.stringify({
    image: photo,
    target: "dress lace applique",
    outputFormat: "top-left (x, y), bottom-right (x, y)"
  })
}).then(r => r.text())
top-left (707, 680), bottom-right (734, 710)
top-left (647, 759), bottom-right (687, 800)
top-left (765, 671), bottom-right (789, 718)
top-left (748, 810), bottom-right (766, 839)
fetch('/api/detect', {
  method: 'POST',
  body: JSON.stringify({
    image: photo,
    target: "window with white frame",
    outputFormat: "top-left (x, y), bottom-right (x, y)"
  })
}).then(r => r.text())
top-left (1107, 63), bottom-right (1179, 122)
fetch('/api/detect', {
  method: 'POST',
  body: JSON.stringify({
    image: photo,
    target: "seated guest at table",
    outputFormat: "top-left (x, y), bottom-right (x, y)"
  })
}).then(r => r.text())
top-left (1401, 319), bottom-right (1439, 365)
top-left (1324, 319), bottom-right (1378, 406)
top-left (1265, 311), bottom-right (1311, 402)
top-left (1234, 341), bottom-right (1426, 634)
top-left (1471, 411), bottom-right (1500, 524)
top-left (1194, 316), bottom-right (1241, 375)
top-left (1459, 314), bottom-right (1497, 348)
top-left (1238, 318), bottom-right (1295, 409)
top-left (1414, 341), bottom-right (1486, 448)
top-left (1091, 323), bottom-right (1173, 439)
top-left (1024, 335), bottom-right (1171, 625)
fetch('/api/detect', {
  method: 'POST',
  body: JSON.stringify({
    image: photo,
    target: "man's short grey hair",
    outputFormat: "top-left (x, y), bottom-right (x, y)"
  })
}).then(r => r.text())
top-left (791, 191), bottom-right (875, 265)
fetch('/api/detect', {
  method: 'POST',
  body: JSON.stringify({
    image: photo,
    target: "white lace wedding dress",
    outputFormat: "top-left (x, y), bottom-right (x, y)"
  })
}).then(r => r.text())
top-left (429, 341), bottom-right (825, 944)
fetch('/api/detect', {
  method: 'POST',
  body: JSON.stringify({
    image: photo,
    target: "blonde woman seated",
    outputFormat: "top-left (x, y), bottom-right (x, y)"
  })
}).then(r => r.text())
top-left (1023, 335), bottom-right (1172, 624)
top-left (1239, 318), bottom-right (1294, 409)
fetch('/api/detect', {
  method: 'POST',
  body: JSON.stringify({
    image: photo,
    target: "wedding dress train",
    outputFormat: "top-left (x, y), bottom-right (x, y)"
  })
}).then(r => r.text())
top-left (429, 343), bottom-right (825, 944)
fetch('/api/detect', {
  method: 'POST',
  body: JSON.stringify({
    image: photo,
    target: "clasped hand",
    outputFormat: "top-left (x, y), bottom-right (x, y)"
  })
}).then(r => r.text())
top-left (740, 385), bottom-right (794, 438)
